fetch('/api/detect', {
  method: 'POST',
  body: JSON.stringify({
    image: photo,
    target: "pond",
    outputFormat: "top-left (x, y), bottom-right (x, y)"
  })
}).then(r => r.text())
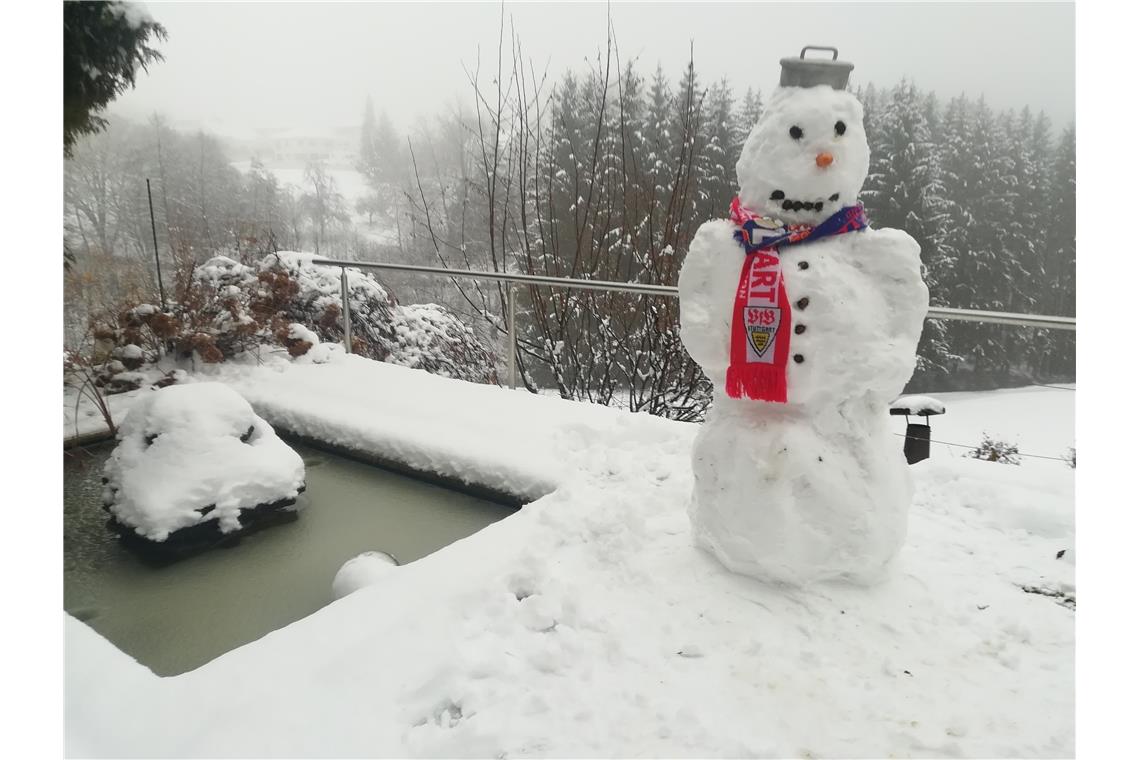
top-left (64, 439), bottom-right (516, 676)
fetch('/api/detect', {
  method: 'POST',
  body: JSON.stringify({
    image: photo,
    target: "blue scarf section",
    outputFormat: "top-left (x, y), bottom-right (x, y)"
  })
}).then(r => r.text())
top-left (733, 204), bottom-right (869, 254)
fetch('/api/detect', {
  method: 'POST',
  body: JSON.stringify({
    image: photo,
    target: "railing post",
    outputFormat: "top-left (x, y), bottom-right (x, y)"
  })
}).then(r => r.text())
top-left (507, 284), bottom-right (517, 389)
top-left (341, 267), bottom-right (352, 354)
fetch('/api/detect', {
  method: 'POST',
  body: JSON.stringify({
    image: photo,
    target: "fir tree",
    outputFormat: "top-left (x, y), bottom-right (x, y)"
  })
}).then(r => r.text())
top-left (63, 2), bottom-right (167, 155)
top-left (1039, 124), bottom-right (1076, 377)
top-left (696, 78), bottom-right (738, 222)
top-left (737, 87), bottom-right (764, 136)
top-left (865, 80), bottom-right (956, 383)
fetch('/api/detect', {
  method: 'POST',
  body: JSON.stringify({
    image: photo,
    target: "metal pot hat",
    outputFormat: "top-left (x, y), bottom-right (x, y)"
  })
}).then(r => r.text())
top-left (779, 46), bottom-right (854, 90)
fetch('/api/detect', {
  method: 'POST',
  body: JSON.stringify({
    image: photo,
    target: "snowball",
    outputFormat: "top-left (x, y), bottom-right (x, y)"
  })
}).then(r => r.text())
top-left (103, 383), bottom-right (306, 541)
top-left (332, 551), bottom-right (398, 599)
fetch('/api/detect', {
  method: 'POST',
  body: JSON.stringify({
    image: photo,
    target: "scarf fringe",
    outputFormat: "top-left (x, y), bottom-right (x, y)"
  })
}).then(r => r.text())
top-left (726, 362), bottom-right (787, 402)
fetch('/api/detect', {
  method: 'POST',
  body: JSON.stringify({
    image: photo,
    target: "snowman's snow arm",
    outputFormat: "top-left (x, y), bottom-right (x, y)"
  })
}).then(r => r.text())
top-left (850, 226), bottom-right (930, 348)
top-left (678, 219), bottom-right (742, 378)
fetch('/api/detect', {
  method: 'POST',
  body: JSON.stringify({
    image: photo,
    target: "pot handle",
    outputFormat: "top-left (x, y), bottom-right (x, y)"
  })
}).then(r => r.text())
top-left (800, 46), bottom-right (839, 61)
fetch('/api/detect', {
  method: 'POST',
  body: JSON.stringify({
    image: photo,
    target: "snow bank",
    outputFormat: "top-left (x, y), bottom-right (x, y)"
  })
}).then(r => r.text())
top-left (215, 353), bottom-right (655, 501)
top-left (103, 383), bottom-right (306, 541)
top-left (64, 614), bottom-right (164, 756)
top-left (67, 357), bottom-right (1073, 756)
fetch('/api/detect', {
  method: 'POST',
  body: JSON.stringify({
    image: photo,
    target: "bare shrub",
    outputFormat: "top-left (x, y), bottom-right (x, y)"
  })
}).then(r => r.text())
top-left (967, 434), bottom-right (1022, 465)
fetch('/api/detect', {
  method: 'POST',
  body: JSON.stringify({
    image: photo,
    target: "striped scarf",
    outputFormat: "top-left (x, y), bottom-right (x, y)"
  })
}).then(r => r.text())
top-left (725, 197), bottom-right (868, 402)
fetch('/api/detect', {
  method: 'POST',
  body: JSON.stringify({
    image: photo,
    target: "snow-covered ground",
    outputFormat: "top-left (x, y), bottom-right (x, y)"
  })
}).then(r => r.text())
top-left (65, 352), bottom-right (1073, 757)
top-left (920, 384), bottom-right (1076, 466)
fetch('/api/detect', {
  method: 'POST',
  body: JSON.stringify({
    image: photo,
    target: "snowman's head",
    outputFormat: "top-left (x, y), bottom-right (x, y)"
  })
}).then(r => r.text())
top-left (735, 85), bottom-right (869, 226)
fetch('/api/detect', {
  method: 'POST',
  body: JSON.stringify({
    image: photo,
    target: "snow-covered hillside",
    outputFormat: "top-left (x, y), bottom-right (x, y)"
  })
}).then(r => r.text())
top-left (228, 161), bottom-right (399, 245)
top-left (65, 351), bottom-right (1074, 757)
top-left (229, 161), bottom-right (371, 206)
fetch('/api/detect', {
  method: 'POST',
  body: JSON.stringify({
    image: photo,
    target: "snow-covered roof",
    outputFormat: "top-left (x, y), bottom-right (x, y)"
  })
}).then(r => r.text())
top-left (891, 394), bottom-right (947, 416)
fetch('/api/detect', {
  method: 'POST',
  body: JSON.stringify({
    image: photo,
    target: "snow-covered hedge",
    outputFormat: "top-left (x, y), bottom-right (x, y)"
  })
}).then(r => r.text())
top-left (260, 252), bottom-right (500, 382)
top-left (82, 251), bottom-right (499, 389)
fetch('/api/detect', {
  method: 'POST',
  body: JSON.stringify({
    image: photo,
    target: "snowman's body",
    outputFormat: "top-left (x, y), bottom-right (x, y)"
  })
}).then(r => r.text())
top-left (679, 84), bottom-right (928, 585)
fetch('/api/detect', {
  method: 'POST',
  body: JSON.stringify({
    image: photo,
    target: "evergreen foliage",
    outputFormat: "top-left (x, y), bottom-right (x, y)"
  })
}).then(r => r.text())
top-left (394, 44), bottom-right (1075, 406)
top-left (63, 1), bottom-right (167, 155)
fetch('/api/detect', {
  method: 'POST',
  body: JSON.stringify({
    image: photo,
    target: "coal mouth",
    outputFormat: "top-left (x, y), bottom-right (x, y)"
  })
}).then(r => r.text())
top-left (770, 190), bottom-right (841, 214)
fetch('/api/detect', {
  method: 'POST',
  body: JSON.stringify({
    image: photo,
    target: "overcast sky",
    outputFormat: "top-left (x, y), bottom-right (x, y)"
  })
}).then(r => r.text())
top-left (112, 1), bottom-right (1075, 136)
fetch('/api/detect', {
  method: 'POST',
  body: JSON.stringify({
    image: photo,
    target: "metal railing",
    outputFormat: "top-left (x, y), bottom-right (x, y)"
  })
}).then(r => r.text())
top-left (314, 258), bottom-right (1077, 390)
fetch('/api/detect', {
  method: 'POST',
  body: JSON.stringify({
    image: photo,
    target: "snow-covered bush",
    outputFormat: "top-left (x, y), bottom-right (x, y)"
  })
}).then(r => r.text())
top-left (72, 251), bottom-right (498, 389)
top-left (92, 255), bottom-right (262, 371)
top-left (253, 251), bottom-right (399, 359)
top-left (967, 434), bottom-right (1022, 465)
top-left (257, 253), bottom-right (498, 382)
top-left (103, 382), bottom-right (306, 541)
top-left (391, 303), bottom-right (501, 381)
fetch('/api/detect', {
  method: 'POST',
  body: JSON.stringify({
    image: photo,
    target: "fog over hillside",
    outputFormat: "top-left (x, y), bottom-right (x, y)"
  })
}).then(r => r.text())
top-left (111, 2), bottom-right (1074, 137)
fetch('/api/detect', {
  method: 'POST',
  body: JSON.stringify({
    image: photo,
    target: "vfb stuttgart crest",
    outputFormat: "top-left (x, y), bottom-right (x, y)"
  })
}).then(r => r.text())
top-left (744, 306), bottom-right (781, 361)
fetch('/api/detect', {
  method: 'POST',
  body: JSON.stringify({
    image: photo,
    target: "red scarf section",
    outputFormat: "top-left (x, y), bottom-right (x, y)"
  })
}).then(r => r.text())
top-left (725, 197), bottom-right (868, 403)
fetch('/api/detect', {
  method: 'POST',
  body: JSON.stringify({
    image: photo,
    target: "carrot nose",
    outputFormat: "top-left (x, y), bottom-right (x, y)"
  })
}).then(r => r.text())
top-left (816, 152), bottom-right (834, 168)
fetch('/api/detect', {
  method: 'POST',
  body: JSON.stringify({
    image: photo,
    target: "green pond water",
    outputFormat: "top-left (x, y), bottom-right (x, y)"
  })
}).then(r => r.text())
top-left (64, 440), bottom-right (515, 676)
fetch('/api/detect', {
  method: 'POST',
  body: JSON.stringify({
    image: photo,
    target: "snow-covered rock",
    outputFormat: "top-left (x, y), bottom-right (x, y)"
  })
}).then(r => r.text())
top-left (102, 382), bottom-right (306, 542)
top-left (332, 551), bottom-right (399, 599)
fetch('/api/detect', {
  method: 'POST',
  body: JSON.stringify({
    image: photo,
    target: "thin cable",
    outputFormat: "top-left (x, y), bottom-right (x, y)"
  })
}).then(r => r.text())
top-left (893, 432), bottom-right (1073, 462)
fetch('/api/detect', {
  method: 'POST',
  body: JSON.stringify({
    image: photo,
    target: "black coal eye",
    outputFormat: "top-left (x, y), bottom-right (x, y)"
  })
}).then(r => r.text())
top-left (789, 125), bottom-right (803, 140)
top-left (834, 120), bottom-right (847, 136)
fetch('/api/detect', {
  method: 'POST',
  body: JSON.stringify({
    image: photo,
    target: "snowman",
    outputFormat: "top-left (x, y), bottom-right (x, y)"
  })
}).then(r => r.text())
top-left (678, 48), bottom-right (929, 585)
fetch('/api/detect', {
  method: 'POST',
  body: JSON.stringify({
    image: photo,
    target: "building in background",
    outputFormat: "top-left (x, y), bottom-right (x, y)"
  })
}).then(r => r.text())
top-left (249, 126), bottom-right (357, 166)
top-left (189, 122), bottom-right (358, 167)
